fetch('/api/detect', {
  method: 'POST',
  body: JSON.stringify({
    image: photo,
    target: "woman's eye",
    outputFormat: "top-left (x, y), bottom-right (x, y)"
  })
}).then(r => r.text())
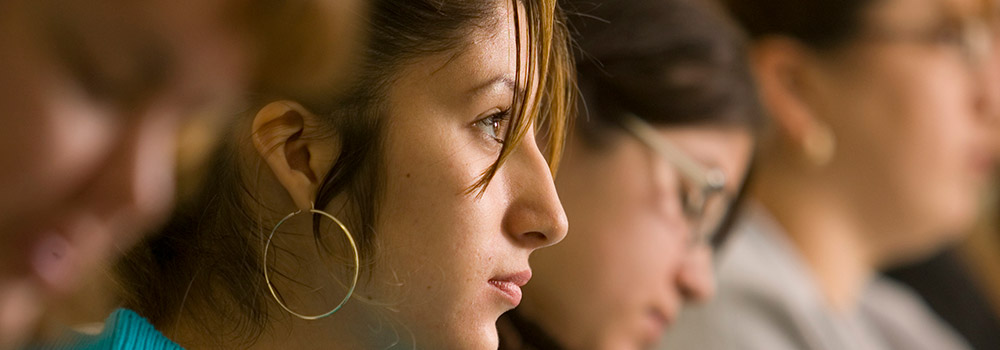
top-left (927, 21), bottom-right (965, 46)
top-left (934, 29), bottom-right (963, 45)
top-left (474, 108), bottom-right (512, 143)
top-left (677, 178), bottom-right (704, 217)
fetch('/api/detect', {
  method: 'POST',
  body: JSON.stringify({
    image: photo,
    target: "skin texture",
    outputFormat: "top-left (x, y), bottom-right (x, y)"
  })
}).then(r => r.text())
top-left (750, 0), bottom-right (997, 310)
top-left (370, 6), bottom-right (567, 348)
top-left (521, 126), bottom-right (754, 350)
top-left (170, 2), bottom-right (568, 349)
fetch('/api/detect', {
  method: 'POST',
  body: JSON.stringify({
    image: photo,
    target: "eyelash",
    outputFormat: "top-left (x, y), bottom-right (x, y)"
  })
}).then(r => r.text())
top-left (928, 22), bottom-right (964, 46)
top-left (474, 108), bottom-right (512, 144)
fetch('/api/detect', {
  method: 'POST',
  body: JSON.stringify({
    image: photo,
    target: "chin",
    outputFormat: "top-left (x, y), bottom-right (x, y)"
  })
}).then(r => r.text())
top-left (907, 192), bottom-right (977, 238)
top-left (469, 316), bottom-right (501, 350)
top-left (601, 334), bottom-right (650, 350)
top-left (479, 326), bottom-right (501, 350)
top-left (883, 216), bottom-right (971, 267)
top-left (932, 199), bottom-right (978, 237)
top-left (428, 317), bottom-right (499, 350)
top-left (448, 329), bottom-right (498, 350)
top-left (884, 240), bottom-right (951, 268)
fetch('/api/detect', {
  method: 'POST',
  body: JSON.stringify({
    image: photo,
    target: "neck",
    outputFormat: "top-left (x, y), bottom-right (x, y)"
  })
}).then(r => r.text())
top-left (752, 165), bottom-right (876, 312)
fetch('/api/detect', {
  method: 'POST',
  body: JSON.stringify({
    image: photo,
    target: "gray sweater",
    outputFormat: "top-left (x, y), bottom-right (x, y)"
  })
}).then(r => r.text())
top-left (660, 204), bottom-right (971, 350)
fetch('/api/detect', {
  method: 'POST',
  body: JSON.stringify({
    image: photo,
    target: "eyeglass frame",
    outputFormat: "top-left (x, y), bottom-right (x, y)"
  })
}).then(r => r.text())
top-left (858, 16), bottom-right (994, 73)
top-left (619, 112), bottom-right (732, 248)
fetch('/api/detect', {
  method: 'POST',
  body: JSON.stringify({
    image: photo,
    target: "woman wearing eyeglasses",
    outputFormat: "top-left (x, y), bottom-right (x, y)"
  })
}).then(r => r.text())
top-left (662, 0), bottom-right (997, 349)
top-left (497, 0), bottom-right (762, 348)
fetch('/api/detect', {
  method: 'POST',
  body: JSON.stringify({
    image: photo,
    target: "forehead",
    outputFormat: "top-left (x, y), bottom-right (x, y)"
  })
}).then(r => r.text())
top-left (400, 1), bottom-right (532, 95)
top-left (871, 0), bottom-right (986, 24)
top-left (657, 126), bottom-right (754, 191)
top-left (29, 0), bottom-right (249, 103)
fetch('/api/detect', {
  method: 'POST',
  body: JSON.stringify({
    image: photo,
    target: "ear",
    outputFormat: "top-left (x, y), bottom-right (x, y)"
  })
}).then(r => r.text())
top-left (251, 101), bottom-right (340, 210)
top-left (750, 38), bottom-right (831, 150)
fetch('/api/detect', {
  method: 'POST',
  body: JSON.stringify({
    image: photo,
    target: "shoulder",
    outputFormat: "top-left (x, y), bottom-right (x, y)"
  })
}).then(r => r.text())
top-left (102, 309), bottom-right (183, 350)
top-left (659, 206), bottom-right (832, 350)
top-left (27, 309), bottom-right (183, 350)
top-left (860, 277), bottom-right (972, 350)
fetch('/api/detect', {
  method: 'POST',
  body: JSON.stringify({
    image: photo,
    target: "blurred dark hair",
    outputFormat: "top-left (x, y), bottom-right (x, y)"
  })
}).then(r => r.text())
top-left (567, 0), bottom-right (764, 149)
top-left (722, 0), bottom-right (873, 49)
top-left (565, 0), bottom-right (764, 247)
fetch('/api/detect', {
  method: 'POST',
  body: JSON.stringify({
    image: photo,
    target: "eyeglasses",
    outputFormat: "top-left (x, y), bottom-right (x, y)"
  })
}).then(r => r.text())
top-left (957, 19), bottom-right (993, 70)
top-left (620, 113), bottom-right (732, 248)
top-left (863, 17), bottom-right (994, 73)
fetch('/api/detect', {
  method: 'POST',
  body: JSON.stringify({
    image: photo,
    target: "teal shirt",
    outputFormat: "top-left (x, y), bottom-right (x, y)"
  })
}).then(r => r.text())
top-left (28, 309), bottom-right (182, 350)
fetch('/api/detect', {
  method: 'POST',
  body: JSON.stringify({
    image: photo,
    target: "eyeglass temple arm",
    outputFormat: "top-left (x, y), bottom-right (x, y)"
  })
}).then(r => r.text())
top-left (620, 113), bottom-right (725, 191)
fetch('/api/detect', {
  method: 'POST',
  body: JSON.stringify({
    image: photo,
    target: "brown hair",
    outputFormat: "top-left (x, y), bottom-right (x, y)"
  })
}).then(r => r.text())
top-left (116, 0), bottom-right (574, 345)
top-left (722, 0), bottom-right (874, 49)
top-left (567, 0), bottom-right (763, 148)
top-left (564, 0), bottom-right (762, 247)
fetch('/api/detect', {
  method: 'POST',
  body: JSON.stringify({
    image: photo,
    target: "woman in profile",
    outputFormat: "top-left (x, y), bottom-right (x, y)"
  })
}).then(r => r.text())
top-left (664, 0), bottom-right (996, 349)
top-left (103, 0), bottom-right (575, 349)
top-left (498, 0), bottom-right (763, 348)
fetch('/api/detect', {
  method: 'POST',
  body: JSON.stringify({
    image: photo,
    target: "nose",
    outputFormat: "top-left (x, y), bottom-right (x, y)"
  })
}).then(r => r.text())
top-left (86, 108), bottom-right (179, 238)
top-left (676, 246), bottom-right (716, 302)
top-left (973, 34), bottom-right (1000, 127)
top-left (501, 133), bottom-right (569, 250)
top-left (986, 39), bottom-right (1000, 142)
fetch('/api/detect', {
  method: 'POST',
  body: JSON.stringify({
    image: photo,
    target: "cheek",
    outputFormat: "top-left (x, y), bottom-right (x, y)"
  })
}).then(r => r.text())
top-left (547, 149), bottom-right (689, 312)
top-left (366, 128), bottom-right (508, 347)
top-left (560, 187), bottom-right (689, 345)
top-left (837, 57), bottom-right (982, 230)
top-left (888, 68), bottom-right (979, 205)
top-left (375, 115), bottom-right (486, 243)
top-left (372, 142), bottom-right (480, 289)
top-left (0, 80), bottom-right (118, 227)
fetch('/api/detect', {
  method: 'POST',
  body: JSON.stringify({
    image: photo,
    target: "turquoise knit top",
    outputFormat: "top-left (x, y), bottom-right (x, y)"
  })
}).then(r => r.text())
top-left (27, 308), bottom-right (182, 350)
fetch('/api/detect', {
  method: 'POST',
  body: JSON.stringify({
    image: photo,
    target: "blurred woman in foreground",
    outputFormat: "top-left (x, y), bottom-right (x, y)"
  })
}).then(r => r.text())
top-left (0, 0), bottom-right (363, 348)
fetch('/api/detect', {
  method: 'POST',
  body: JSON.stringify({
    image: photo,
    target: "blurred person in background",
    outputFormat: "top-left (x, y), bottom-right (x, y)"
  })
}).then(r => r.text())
top-left (104, 0), bottom-right (576, 348)
top-left (886, 242), bottom-right (1000, 350)
top-left (663, 0), bottom-right (998, 349)
top-left (884, 3), bottom-right (1000, 349)
top-left (0, 0), bottom-right (364, 348)
top-left (497, 0), bottom-right (762, 348)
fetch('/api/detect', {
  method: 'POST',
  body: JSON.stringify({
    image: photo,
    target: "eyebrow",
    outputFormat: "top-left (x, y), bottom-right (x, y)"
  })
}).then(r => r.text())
top-left (44, 15), bottom-right (174, 106)
top-left (468, 75), bottom-right (521, 97)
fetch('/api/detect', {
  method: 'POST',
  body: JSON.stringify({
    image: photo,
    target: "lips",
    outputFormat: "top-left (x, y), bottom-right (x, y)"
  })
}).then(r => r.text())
top-left (30, 231), bottom-right (74, 291)
top-left (641, 307), bottom-right (675, 345)
top-left (650, 307), bottom-right (674, 330)
top-left (970, 150), bottom-right (998, 177)
top-left (22, 214), bottom-right (108, 295)
top-left (489, 270), bottom-right (531, 306)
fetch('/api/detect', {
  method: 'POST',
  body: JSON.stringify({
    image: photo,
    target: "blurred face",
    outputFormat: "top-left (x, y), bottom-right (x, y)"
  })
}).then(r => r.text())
top-left (807, 0), bottom-right (997, 260)
top-left (361, 3), bottom-right (568, 349)
top-left (521, 126), bottom-right (753, 350)
top-left (0, 0), bottom-right (252, 346)
top-left (988, 2), bottom-right (1000, 154)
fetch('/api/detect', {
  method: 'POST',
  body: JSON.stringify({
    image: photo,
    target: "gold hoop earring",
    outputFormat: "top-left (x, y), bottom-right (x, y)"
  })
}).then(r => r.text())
top-left (264, 205), bottom-right (360, 320)
top-left (803, 124), bottom-right (836, 167)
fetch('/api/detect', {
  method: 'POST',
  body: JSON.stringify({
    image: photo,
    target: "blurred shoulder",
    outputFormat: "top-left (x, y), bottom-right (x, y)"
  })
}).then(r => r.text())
top-left (659, 204), bottom-right (825, 350)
